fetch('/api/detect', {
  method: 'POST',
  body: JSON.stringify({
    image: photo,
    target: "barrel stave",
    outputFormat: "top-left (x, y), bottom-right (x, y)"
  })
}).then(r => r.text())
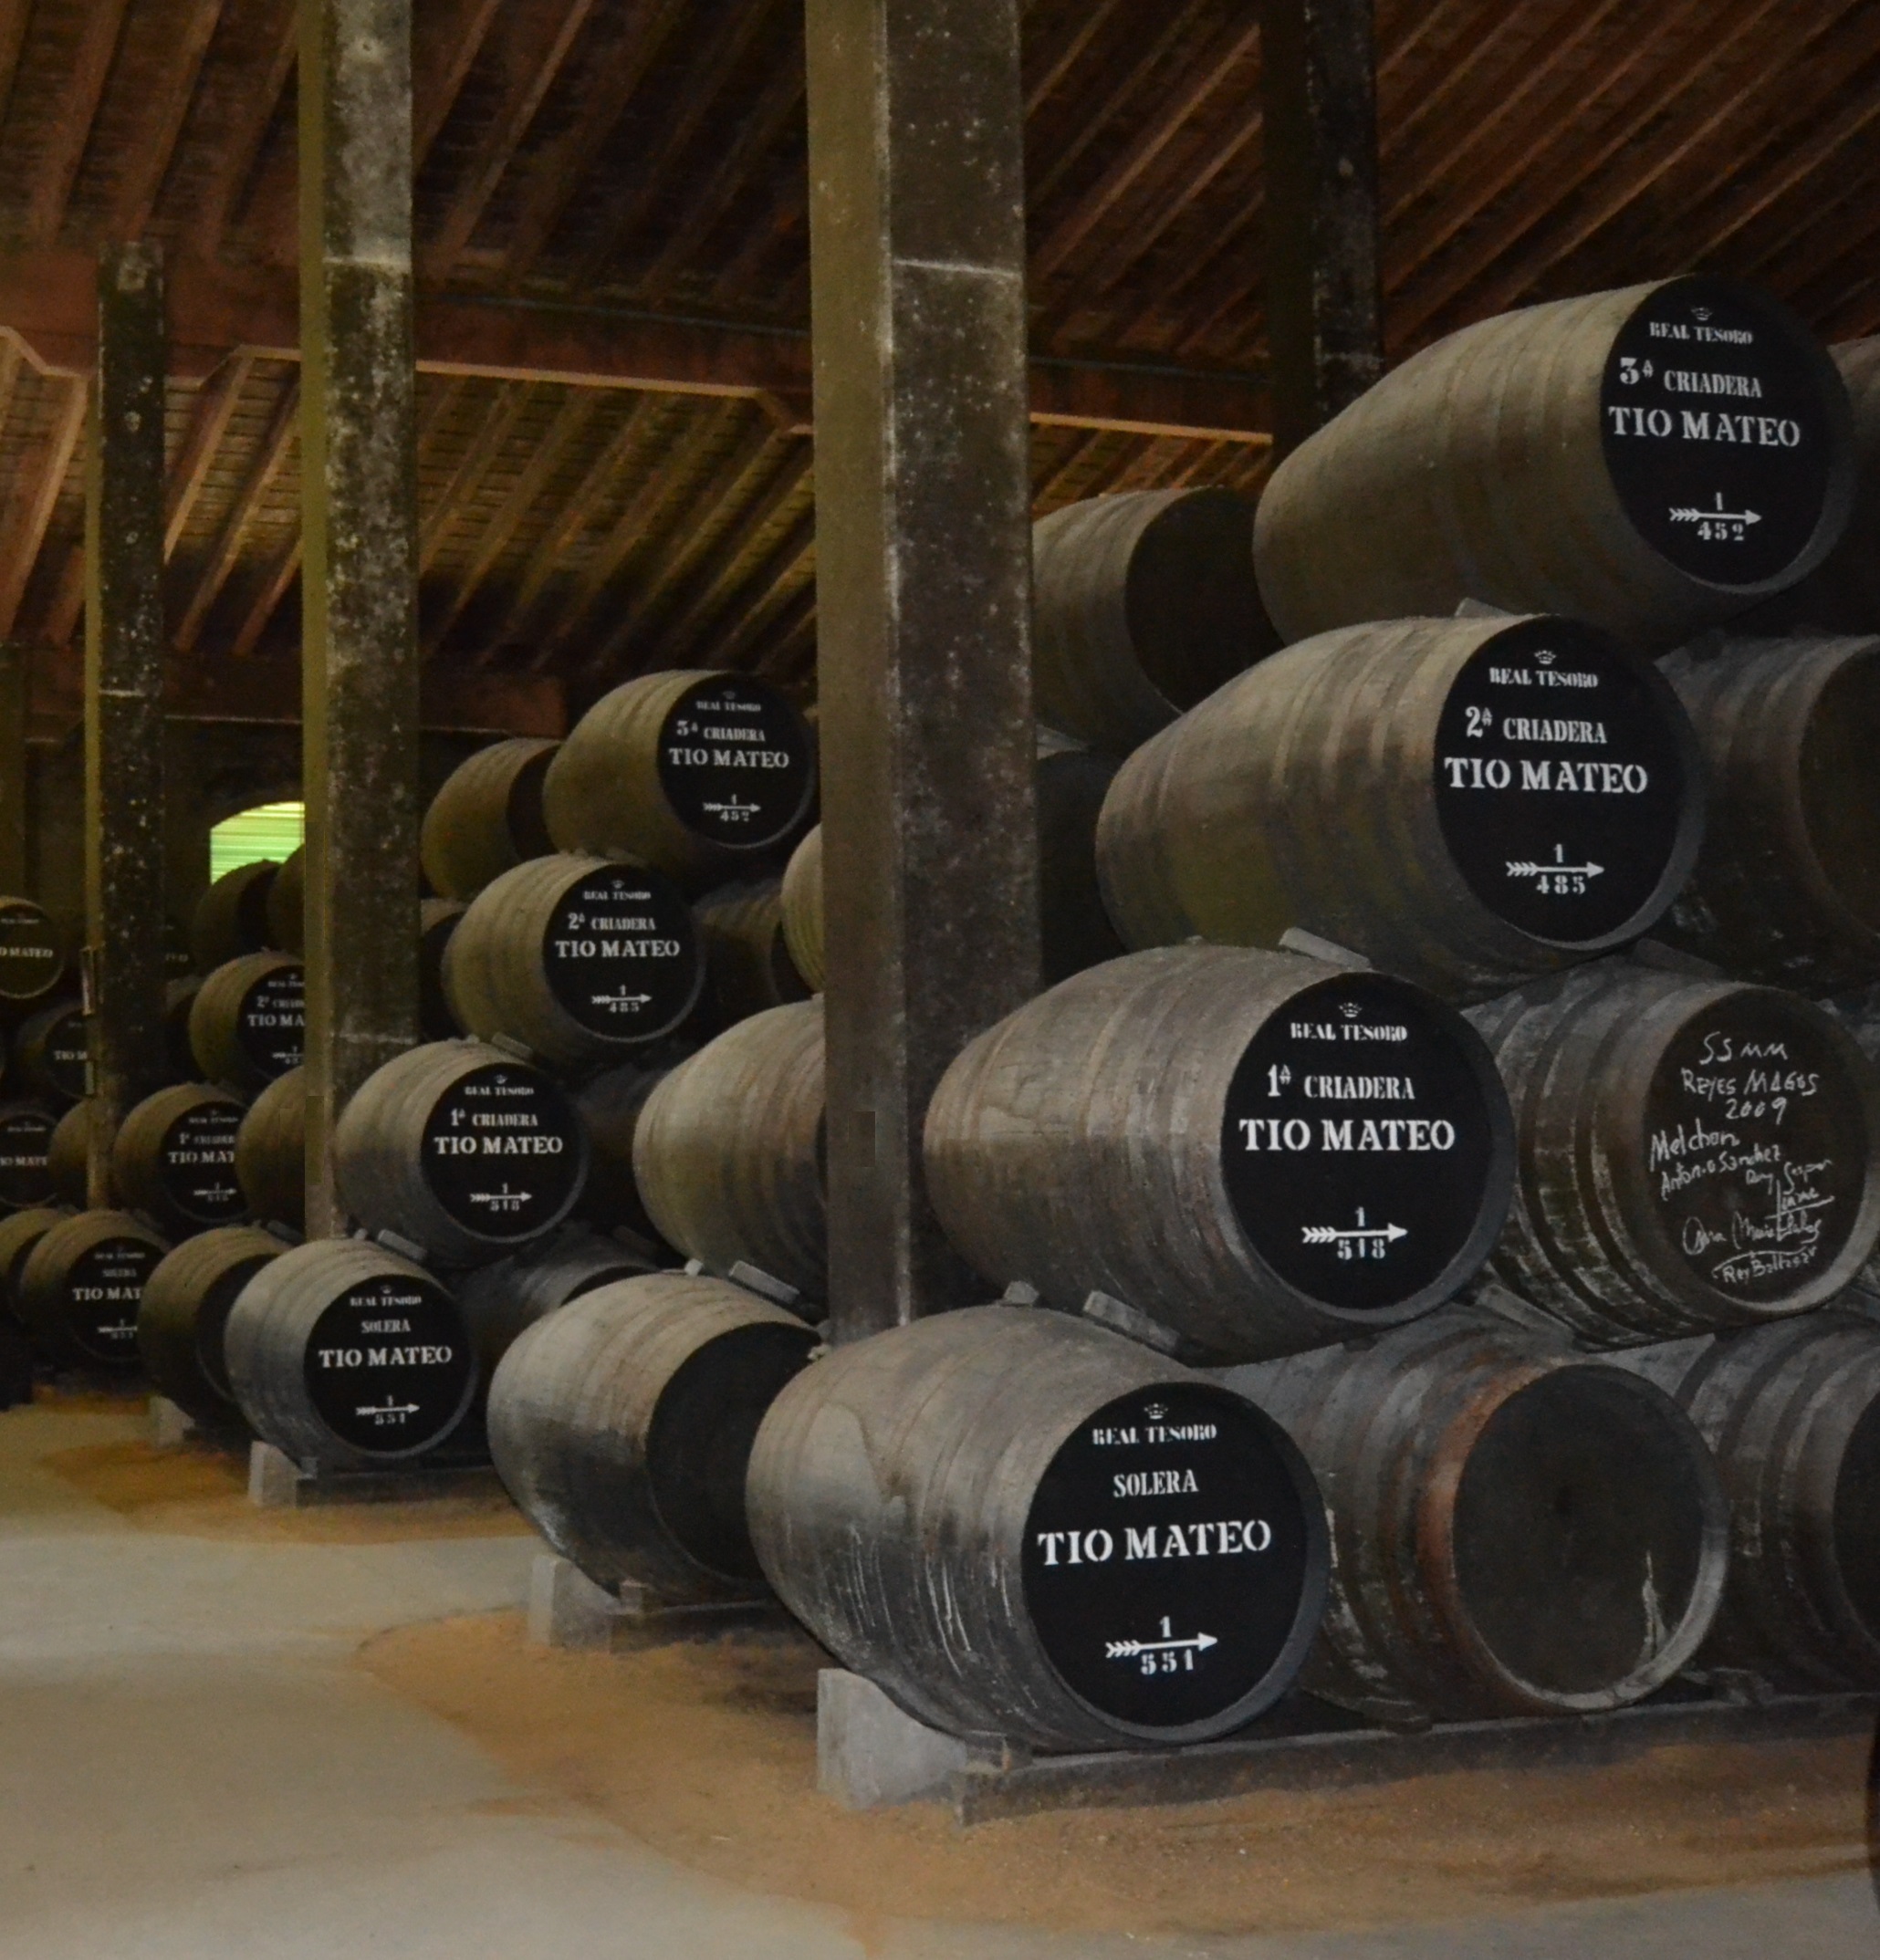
top-left (235, 1066), bottom-right (304, 1232)
top-left (110, 1082), bottom-right (248, 1235)
top-left (190, 860), bottom-right (279, 972)
top-left (137, 1225), bottom-right (284, 1425)
top-left (779, 826), bottom-right (823, 992)
top-left (18, 1208), bottom-right (169, 1371)
top-left (189, 952), bottom-right (305, 1093)
top-left (422, 736), bottom-right (560, 902)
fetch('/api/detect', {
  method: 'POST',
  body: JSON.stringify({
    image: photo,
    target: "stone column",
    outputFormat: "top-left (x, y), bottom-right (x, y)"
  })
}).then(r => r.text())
top-left (0, 645), bottom-right (28, 895)
top-left (299, 0), bottom-right (422, 1235)
top-left (805, 0), bottom-right (1041, 1340)
top-left (1262, 0), bottom-right (1384, 456)
top-left (84, 244), bottom-right (169, 1206)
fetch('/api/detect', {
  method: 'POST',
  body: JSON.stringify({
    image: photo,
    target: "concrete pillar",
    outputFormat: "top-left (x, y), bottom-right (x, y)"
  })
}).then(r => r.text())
top-left (1262, 0), bottom-right (1384, 456)
top-left (805, 0), bottom-right (1040, 1340)
top-left (84, 245), bottom-right (169, 1205)
top-left (298, 0), bottom-right (422, 1235)
top-left (0, 646), bottom-right (28, 895)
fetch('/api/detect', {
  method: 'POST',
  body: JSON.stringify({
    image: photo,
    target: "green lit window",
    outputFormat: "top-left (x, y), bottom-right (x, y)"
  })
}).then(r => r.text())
top-left (210, 801), bottom-right (305, 883)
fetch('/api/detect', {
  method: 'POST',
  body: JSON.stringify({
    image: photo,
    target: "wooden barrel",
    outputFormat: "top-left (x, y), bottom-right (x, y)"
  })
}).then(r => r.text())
top-left (490, 1272), bottom-right (818, 1600)
top-left (18, 1208), bottom-right (169, 1371)
top-left (749, 1304), bottom-right (1328, 1749)
top-left (47, 1099), bottom-right (102, 1205)
top-left (1616, 1311), bottom-right (1880, 1689)
top-left (0, 1101), bottom-right (57, 1210)
top-left (457, 1225), bottom-right (658, 1387)
top-left (1097, 613), bottom-right (1705, 1000)
top-left (633, 1001), bottom-right (825, 1299)
top-left (779, 825), bottom-right (823, 992)
top-left (0, 1204), bottom-right (62, 1334)
top-left (332, 1039), bottom-right (588, 1267)
top-left (234, 1067), bottom-right (304, 1231)
top-left (570, 1059), bottom-right (677, 1249)
top-left (264, 846), bottom-right (304, 953)
top-left (136, 1225), bottom-right (286, 1428)
top-left (225, 1237), bottom-right (476, 1467)
top-left (1467, 960), bottom-right (1880, 1343)
top-left (543, 671), bottom-right (818, 887)
top-left (1033, 487), bottom-right (1275, 753)
top-left (443, 853), bottom-right (704, 1066)
top-left (419, 898), bottom-right (465, 1041)
top-left (1255, 277), bottom-right (1857, 647)
top-left (189, 952), bottom-right (304, 1092)
top-left (1223, 1309), bottom-right (1728, 1723)
top-left (695, 879), bottom-right (810, 1027)
top-left (16, 997), bottom-right (89, 1103)
top-left (189, 860), bottom-right (279, 972)
top-left (925, 946), bottom-right (1514, 1361)
top-left (1653, 632), bottom-right (1880, 990)
top-left (164, 976), bottom-right (202, 1079)
top-left (110, 1083), bottom-right (248, 1235)
top-left (421, 736), bottom-right (559, 901)
top-left (0, 897), bottom-right (66, 1006)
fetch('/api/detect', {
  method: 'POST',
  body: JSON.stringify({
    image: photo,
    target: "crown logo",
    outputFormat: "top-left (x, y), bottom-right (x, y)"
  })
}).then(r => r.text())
top-left (1535, 650), bottom-right (1556, 666)
top-left (1340, 1002), bottom-right (1361, 1018)
top-left (1692, 306), bottom-right (1712, 321)
top-left (1144, 1402), bottom-right (1167, 1421)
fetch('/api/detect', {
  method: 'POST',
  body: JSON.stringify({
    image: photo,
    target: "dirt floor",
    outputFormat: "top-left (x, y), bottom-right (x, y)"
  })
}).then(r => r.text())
top-left (360, 1611), bottom-right (1876, 1944)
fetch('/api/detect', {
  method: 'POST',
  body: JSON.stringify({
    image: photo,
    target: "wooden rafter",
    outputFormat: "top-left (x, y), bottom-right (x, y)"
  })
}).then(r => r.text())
top-left (0, 378), bottom-right (85, 638)
top-left (419, 383), bottom-right (536, 575)
top-left (173, 375), bottom-right (298, 650)
top-left (186, 0), bottom-right (296, 260)
top-left (163, 351), bottom-right (256, 557)
top-left (414, 0), bottom-right (508, 169)
top-left (26, 0), bottom-right (134, 245)
top-left (110, 0), bottom-right (225, 238)
top-left (227, 532), bottom-right (299, 659)
top-left (692, 506), bottom-right (814, 670)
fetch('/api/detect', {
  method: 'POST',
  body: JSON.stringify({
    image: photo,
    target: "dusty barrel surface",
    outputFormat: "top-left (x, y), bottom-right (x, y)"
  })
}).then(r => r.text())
top-left (110, 1083), bottom-right (248, 1235)
top-left (1468, 960), bottom-right (1880, 1343)
top-left (543, 671), bottom-right (818, 888)
top-left (749, 1305), bottom-right (1328, 1750)
top-left (925, 947), bottom-right (1513, 1361)
top-left (456, 1224), bottom-right (657, 1387)
top-left (234, 1067), bottom-right (304, 1231)
top-left (1655, 632), bottom-right (1880, 990)
top-left (264, 848), bottom-right (305, 954)
top-left (332, 1040), bottom-right (588, 1266)
top-left (570, 1059), bottom-right (678, 1248)
top-left (694, 879), bottom-right (810, 1027)
top-left (190, 953), bottom-right (305, 1092)
top-left (46, 1099), bottom-right (102, 1204)
top-left (418, 898), bottom-right (466, 1041)
top-left (444, 853), bottom-right (704, 1066)
top-left (1032, 487), bottom-right (1274, 754)
top-left (0, 899), bottom-right (65, 1007)
top-left (16, 997), bottom-right (89, 1103)
top-left (0, 1101), bottom-right (56, 1209)
top-left (225, 1238), bottom-right (476, 1467)
top-left (190, 860), bottom-right (279, 972)
top-left (1224, 1311), bottom-right (1728, 1723)
top-left (491, 1271), bottom-right (817, 1600)
top-left (19, 1208), bottom-right (169, 1371)
top-left (137, 1225), bottom-right (286, 1427)
top-left (1617, 1311), bottom-right (1880, 1688)
top-left (421, 736), bottom-right (559, 902)
top-left (1255, 277), bottom-right (1857, 646)
top-left (633, 1000), bottom-right (825, 1300)
top-left (1098, 613), bottom-right (1704, 1001)
top-left (778, 826), bottom-right (823, 992)
top-left (0, 1204), bottom-right (63, 1332)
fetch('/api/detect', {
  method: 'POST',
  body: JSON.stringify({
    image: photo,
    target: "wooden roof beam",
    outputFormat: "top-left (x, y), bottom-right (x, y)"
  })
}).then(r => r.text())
top-left (172, 377), bottom-right (299, 651)
top-left (110, 0), bottom-right (225, 239)
top-left (25, 0), bottom-right (133, 246)
top-left (0, 379), bottom-right (86, 639)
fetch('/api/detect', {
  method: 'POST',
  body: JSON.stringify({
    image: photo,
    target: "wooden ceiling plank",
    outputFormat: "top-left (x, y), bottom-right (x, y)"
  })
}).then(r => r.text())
top-left (423, 387), bottom-right (597, 654)
top-left (228, 532), bottom-right (300, 657)
top-left (0, 0), bottom-right (34, 131)
top-left (39, 541), bottom-right (85, 649)
top-left (1030, 14), bottom-right (1262, 285)
top-left (420, 0), bottom-right (601, 280)
top-left (1382, 0), bottom-right (1566, 164)
top-left (414, 0), bottom-right (508, 169)
top-left (111, 0), bottom-right (226, 238)
top-left (187, 0), bottom-right (298, 261)
top-left (749, 582), bottom-right (818, 679)
top-left (1373, 0), bottom-right (1480, 90)
top-left (575, 415), bottom-right (776, 674)
top-left (26, 0), bottom-right (135, 246)
top-left (0, 378), bottom-right (86, 638)
top-left (172, 376), bottom-right (299, 651)
top-left (569, 0), bottom-right (785, 297)
top-left (689, 507), bottom-right (814, 670)
top-left (1023, 0), bottom-right (1131, 116)
top-left (419, 383), bottom-right (536, 573)
top-left (163, 351), bottom-right (256, 558)
top-left (1031, 425), bottom-right (1106, 505)
top-left (707, 168), bottom-right (808, 308)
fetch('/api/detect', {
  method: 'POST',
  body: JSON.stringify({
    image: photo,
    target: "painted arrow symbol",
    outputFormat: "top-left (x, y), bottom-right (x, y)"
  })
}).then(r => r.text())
top-left (1301, 1223), bottom-right (1408, 1246)
top-left (355, 1402), bottom-right (421, 1418)
top-left (1105, 1632), bottom-right (1219, 1660)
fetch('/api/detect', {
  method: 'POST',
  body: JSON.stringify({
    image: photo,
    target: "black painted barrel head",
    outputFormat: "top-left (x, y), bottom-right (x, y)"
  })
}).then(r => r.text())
top-left (1433, 619), bottom-right (1699, 947)
top-left (1641, 990), bottom-right (1873, 1307)
top-left (194, 1250), bottom-right (278, 1401)
top-left (655, 675), bottom-right (817, 852)
top-left (302, 1269), bottom-right (475, 1455)
top-left (644, 1319), bottom-right (820, 1583)
top-left (28, 1002), bottom-right (89, 1102)
top-left (1021, 1381), bottom-right (1325, 1738)
top-left (59, 1234), bottom-right (165, 1367)
top-left (1601, 277), bottom-right (1853, 591)
top-left (235, 964), bottom-right (305, 1080)
top-left (0, 1105), bottom-right (55, 1208)
top-left (539, 862), bottom-right (704, 1047)
top-left (156, 1101), bottom-right (246, 1227)
top-left (421, 1062), bottom-right (587, 1246)
top-left (0, 900), bottom-right (64, 1004)
top-left (1221, 973), bottom-right (1512, 1314)
top-left (1123, 487), bottom-right (1268, 710)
